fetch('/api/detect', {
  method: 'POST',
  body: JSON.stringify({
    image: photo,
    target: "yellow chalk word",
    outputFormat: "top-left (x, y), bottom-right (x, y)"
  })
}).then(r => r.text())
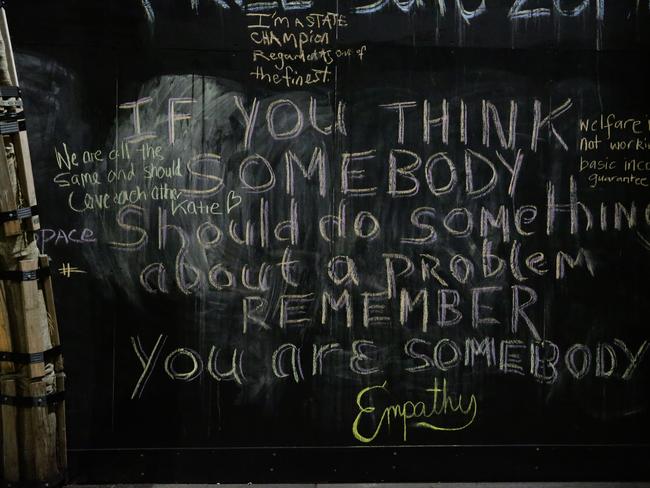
top-left (352, 378), bottom-right (477, 443)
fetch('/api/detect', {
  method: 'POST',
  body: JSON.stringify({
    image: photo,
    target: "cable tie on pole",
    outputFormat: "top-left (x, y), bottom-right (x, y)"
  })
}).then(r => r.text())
top-left (0, 110), bottom-right (25, 134)
top-left (0, 204), bottom-right (38, 224)
top-left (0, 390), bottom-right (65, 408)
top-left (0, 265), bottom-right (50, 282)
top-left (0, 85), bottom-right (20, 98)
top-left (0, 345), bottom-right (63, 364)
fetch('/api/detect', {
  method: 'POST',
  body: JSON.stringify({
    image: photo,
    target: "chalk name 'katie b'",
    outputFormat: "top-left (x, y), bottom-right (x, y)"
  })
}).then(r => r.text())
top-left (352, 378), bottom-right (478, 443)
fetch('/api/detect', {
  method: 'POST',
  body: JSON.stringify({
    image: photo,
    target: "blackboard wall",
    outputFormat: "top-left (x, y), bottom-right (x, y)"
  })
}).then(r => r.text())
top-left (7, 0), bottom-right (650, 482)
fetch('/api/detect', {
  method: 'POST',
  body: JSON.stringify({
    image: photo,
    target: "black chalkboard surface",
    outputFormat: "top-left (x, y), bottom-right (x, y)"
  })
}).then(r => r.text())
top-left (7, 0), bottom-right (650, 482)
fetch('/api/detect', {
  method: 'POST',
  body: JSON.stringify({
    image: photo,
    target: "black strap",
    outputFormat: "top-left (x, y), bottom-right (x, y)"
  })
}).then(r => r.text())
top-left (0, 390), bottom-right (65, 408)
top-left (0, 266), bottom-right (50, 283)
top-left (0, 345), bottom-right (62, 365)
top-left (0, 85), bottom-right (21, 99)
top-left (0, 112), bottom-right (25, 135)
top-left (0, 205), bottom-right (38, 224)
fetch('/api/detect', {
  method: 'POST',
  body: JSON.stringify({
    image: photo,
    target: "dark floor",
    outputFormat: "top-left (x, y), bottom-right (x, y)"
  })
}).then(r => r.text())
top-left (74, 484), bottom-right (650, 487)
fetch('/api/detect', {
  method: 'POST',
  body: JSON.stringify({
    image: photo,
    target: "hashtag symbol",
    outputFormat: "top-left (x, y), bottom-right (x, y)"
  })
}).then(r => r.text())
top-left (58, 263), bottom-right (86, 278)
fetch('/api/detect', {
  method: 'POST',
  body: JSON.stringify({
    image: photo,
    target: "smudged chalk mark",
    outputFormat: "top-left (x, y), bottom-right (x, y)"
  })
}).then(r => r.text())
top-left (636, 231), bottom-right (650, 252)
top-left (141, 0), bottom-right (155, 22)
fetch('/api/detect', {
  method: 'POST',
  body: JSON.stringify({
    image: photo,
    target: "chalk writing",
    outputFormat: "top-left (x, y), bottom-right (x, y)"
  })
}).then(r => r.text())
top-left (58, 262), bottom-right (87, 278)
top-left (42, 73), bottom-right (650, 444)
top-left (579, 113), bottom-right (650, 188)
top-left (352, 379), bottom-right (478, 443)
top-left (247, 11), bottom-right (364, 87)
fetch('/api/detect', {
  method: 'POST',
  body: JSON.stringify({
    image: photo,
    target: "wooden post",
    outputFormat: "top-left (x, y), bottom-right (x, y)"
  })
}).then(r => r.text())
top-left (0, 4), bottom-right (65, 486)
top-left (0, 377), bottom-right (19, 481)
top-left (55, 373), bottom-right (66, 472)
top-left (41, 254), bottom-right (67, 472)
top-left (0, 141), bottom-right (21, 236)
top-left (0, 6), bottom-right (38, 235)
top-left (0, 282), bottom-right (19, 482)
top-left (17, 380), bottom-right (58, 480)
top-left (40, 256), bottom-right (63, 372)
top-left (11, 131), bottom-right (40, 232)
top-left (10, 260), bottom-right (51, 379)
top-left (0, 10), bottom-right (16, 84)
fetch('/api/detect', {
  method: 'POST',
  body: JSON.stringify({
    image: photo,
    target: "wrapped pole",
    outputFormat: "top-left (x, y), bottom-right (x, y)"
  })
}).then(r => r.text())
top-left (0, 3), bottom-right (66, 486)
